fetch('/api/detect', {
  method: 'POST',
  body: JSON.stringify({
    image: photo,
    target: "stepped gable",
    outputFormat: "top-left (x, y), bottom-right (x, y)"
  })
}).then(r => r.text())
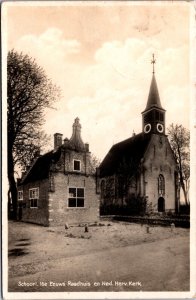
top-left (69, 117), bottom-right (86, 151)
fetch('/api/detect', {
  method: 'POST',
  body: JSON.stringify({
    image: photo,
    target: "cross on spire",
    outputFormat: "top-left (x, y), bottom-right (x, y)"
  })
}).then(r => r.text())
top-left (151, 53), bottom-right (156, 74)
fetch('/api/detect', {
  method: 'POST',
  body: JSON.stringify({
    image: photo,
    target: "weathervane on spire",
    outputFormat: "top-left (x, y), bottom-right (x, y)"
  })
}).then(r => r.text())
top-left (151, 53), bottom-right (156, 74)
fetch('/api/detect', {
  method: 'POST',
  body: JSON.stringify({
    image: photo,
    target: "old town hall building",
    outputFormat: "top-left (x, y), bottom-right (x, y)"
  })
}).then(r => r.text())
top-left (17, 118), bottom-right (99, 226)
top-left (98, 56), bottom-right (179, 214)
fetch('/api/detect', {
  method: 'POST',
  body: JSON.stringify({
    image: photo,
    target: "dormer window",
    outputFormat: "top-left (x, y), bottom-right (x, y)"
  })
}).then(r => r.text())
top-left (73, 159), bottom-right (81, 172)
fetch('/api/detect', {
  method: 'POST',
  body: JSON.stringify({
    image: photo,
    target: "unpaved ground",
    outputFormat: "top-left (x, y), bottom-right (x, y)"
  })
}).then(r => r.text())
top-left (8, 220), bottom-right (190, 292)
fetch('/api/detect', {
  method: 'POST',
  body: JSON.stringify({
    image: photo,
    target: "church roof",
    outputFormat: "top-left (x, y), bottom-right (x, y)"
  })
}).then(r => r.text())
top-left (99, 132), bottom-right (151, 177)
top-left (144, 74), bottom-right (164, 111)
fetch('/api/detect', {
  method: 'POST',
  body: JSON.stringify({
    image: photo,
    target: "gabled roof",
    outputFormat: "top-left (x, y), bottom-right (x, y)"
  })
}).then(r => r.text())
top-left (20, 148), bottom-right (61, 184)
top-left (99, 132), bottom-right (151, 177)
top-left (144, 74), bottom-right (164, 112)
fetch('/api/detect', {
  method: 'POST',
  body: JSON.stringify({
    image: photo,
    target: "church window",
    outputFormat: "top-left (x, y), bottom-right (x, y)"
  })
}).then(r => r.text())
top-left (73, 159), bottom-right (81, 171)
top-left (158, 174), bottom-right (165, 195)
top-left (144, 111), bottom-right (153, 123)
top-left (160, 113), bottom-right (164, 122)
top-left (68, 187), bottom-right (84, 207)
top-left (29, 188), bottom-right (39, 208)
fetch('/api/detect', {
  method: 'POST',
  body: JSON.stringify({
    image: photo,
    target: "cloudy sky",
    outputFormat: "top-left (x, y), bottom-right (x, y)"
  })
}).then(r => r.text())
top-left (5, 1), bottom-right (190, 160)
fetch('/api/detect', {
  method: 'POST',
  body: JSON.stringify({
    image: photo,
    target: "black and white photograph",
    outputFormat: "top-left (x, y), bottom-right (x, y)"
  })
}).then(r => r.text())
top-left (2, 1), bottom-right (195, 299)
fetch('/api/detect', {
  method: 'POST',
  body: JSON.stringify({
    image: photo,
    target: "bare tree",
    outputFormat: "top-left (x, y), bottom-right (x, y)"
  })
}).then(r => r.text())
top-left (167, 123), bottom-right (190, 205)
top-left (89, 153), bottom-right (101, 174)
top-left (7, 50), bottom-right (60, 219)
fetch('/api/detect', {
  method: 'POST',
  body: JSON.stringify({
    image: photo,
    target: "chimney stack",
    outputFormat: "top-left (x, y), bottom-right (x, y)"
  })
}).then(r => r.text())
top-left (85, 143), bottom-right (89, 152)
top-left (54, 133), bottom-right (63, 149)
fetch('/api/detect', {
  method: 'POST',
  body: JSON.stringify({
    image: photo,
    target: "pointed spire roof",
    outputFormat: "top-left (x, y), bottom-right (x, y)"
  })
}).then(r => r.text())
top-left (145, 74), bottom-right (163, 111)
top-left (144, 54), bottom-right (165, 112)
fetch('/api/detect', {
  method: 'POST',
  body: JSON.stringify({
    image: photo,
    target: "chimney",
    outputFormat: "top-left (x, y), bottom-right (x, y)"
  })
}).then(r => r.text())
top-left (63, 137), bottom-right (69, 148)
top-left (54, 133), bottom-right (63, 149)
top-left (85, 143), bottom-right (89, 152)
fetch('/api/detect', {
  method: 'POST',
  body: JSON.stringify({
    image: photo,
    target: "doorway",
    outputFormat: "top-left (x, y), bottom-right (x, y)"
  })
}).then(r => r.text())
top-left (158, 197), bottom-right (165, 212)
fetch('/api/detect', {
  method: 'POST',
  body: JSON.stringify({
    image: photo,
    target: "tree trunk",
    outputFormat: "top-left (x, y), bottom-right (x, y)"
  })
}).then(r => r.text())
top-left (179, 167), bottom-right (188, 206)
top-left (180, 180), bottom-right (188, 206)
top-left (178, 148), bottom-right (189, 206)
top-left (8, 145), bottom-right (18, 220)
top-left (8, 173), bottom-right (18, 219)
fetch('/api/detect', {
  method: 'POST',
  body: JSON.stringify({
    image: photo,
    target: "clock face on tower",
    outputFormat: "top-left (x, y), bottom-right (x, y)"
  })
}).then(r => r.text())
top-left (144, 123), bottom-right (151, 133)
top-left (157, 123), bottom-right (164, 133)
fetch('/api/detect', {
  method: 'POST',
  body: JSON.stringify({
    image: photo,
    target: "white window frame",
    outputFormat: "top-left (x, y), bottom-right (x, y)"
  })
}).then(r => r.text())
top-left (68, 187), bottom-right (85, 208)
top-left (29, 188), bottom-right (39, 208)
top-left (73, 159), bottom-right (81, 172)
top-left (18, 190), bottom-right (23, 201)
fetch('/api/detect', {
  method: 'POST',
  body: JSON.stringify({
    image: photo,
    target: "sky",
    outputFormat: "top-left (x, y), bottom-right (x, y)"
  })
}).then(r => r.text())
top-left (5, 1), bottom-right (191, 160)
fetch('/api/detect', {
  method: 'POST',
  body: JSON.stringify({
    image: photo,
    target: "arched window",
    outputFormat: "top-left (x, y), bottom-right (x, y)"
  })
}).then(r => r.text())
top-left (158, 174), bottom-right (165, 195)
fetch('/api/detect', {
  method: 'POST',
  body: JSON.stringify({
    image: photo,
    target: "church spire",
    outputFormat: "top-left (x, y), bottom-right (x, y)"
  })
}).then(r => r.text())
top-left (142, 54), bottom-right (166, 135)
top-left (144, 54), bottom-right (163, 111)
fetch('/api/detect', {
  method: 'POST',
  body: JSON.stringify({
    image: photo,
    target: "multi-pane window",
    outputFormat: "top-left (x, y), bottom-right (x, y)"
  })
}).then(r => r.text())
top-left (73, 160), bottom-right (81, 171)
top-left (158, 174), bottom-right (165, 195)
top-left (68, 187), bottom-right (84, 207)
top-left (18, 191), bottom-right (23, 201)
top-left (29, 188), bottom-right (39, 208)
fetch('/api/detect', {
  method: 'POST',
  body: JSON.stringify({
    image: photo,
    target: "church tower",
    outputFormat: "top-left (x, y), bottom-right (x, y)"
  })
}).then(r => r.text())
top-left (142, 54), bottom-right (166, 135)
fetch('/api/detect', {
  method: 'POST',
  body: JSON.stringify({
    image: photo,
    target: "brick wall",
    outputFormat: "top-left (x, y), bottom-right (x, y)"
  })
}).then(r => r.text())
top-left (48, 172), bottom-right (99, 226)
top-left (64, 150), bottom-right (92, 175)
top-left (20, 179), bottom-right (49, 226)
top-left (144, 134), bottom-right (177, 212)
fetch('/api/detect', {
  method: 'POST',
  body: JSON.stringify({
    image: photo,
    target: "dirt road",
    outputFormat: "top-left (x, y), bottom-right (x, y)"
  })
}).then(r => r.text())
top-left (7, 221), bottom-right (189, 292)
top-left (9, 235), bottom-right (189, 292)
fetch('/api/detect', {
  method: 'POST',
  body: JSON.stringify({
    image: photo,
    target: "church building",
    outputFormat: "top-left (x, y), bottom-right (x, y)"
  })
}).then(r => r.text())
top-left (17, 118), bottom-right (99, 226)
top-left (98, 55), bottom-right (179, 214)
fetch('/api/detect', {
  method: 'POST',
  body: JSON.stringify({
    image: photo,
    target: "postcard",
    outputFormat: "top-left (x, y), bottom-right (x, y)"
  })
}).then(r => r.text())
top-left (2, 1), bottom-right (196, 299)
